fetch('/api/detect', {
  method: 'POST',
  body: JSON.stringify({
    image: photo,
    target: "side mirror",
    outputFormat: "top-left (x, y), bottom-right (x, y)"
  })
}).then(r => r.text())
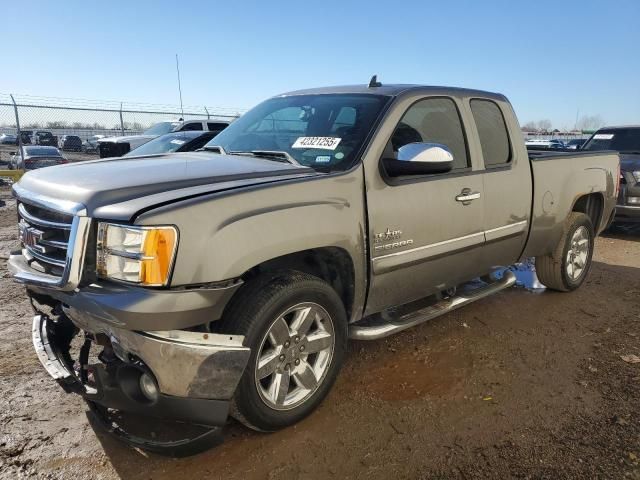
top-left (383, 142), bottom-right (454, 176)
top-left (9, 151), bottom-right (15, 156)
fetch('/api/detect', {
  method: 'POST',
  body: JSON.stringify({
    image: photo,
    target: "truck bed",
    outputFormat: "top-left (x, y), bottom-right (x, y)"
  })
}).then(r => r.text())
top-left (522, 149), bottom-right (620, 258)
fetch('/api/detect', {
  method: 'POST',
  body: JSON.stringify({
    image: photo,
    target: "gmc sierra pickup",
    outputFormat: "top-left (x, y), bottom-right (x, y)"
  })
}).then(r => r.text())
top-left (8, 82), bottom-right (619, 455)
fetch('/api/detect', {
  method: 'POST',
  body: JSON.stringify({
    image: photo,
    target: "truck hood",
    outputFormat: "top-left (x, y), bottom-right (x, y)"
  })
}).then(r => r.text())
top-left (15, 152), bottom-right (317, 220)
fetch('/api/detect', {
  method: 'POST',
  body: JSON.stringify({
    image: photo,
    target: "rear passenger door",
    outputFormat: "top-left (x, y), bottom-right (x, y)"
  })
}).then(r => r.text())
top-left (467, 98), bottom-right (531, 267)
top-left (364, 96), bottom-right (487, 314)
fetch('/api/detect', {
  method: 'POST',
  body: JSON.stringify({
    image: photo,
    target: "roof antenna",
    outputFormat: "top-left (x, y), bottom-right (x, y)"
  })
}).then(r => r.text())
top-left (368, 75), bottom-right (382, 88)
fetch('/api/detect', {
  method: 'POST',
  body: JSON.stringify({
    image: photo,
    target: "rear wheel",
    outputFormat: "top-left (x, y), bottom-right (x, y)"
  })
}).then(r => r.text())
top-left (219, 271), bottom-right (347, 431)
top-left (535, 212), bottom-right (594, 291)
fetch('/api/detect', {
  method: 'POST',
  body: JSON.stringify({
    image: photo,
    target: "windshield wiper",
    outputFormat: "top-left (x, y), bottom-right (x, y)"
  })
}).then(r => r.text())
top-left (229, 150), bottom-right (300, 166)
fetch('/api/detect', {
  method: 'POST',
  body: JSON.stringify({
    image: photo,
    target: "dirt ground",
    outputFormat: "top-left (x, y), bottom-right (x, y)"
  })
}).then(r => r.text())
top-left (0, 183), bottom-right (639, 480)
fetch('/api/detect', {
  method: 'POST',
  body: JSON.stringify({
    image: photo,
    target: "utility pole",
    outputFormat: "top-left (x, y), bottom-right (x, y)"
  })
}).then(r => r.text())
top-left (176, 54), bottom-right (185, 120)
top-left (10, 94), bottom-right (24, 168)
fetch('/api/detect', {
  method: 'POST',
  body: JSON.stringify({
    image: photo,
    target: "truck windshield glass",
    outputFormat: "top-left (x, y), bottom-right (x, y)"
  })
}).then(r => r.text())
top-left (205, 94), bottom-right (390, 171)
top-left (144, 122), bottom-right (181, 136)
top-left (582, 128), bottom-right (640, 153)
top-left (125, 131), bottom-right (201, 156)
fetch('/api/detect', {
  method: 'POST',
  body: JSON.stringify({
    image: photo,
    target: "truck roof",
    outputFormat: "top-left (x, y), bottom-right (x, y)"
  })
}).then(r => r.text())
top-left (279, 84), bottom-right (507, 101)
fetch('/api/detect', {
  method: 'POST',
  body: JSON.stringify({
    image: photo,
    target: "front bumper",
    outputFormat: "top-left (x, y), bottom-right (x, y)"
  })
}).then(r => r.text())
top-left (9, 251), bottom-right (243, 331)
top-left (32, 308), bottom-right (250, 428)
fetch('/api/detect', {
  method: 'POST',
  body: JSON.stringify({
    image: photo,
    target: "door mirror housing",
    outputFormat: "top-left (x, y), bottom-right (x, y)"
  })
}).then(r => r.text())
top-left (383, 142), bottom-right (454, 176)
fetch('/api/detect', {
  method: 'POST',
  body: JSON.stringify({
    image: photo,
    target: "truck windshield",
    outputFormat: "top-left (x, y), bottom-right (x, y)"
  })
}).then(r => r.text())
top-left (144, 122), bottom-right (181, 136)
top-left (582, 127), bottom-right (640, 153)
top-left (205, 94), bottom-right (390, 171)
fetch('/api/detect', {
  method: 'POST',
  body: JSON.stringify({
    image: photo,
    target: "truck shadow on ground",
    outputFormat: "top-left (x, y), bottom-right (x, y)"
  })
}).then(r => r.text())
top-left (86, 259), bottom-right (640, 480)
top-left (602, 224), bottom-right (640, 241)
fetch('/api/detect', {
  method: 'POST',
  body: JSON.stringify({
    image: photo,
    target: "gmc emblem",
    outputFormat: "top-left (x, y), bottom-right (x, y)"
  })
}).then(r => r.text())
top-left (19, 223), bottom-right (43, 248)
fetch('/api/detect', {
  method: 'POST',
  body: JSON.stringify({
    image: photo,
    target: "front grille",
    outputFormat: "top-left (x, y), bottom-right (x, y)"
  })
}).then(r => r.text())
top-left (18, 201), bottom-right (74, 277)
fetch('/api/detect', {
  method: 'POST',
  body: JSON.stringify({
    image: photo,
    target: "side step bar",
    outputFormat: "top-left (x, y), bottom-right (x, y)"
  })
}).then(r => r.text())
top-left (349, 270), bottom-right (516, 340)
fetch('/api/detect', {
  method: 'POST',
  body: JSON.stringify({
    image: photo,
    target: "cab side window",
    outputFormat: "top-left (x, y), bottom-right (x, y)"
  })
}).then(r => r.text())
top-left (470, 99), bottom-right (511, 166)
top-left (386, 97), bottom-right (469, 171)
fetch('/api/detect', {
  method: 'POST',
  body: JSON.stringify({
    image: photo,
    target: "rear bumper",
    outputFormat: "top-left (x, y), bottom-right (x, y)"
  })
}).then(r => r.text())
top-left (32, 311), bottom-right (250, 427)
top-left (614, 204), bottom-right (640, 223)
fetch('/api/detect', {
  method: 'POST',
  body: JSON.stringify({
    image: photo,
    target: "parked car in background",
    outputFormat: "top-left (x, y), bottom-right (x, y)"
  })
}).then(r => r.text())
top-left (8, 146), bottom-right (67, 170)
top-left (19, 131), bottom-right (33, 145)
top-left (82, 135), bottom-right (105, 153)
top-left (582, 126), bottom-right (640, 225)
top-left (0, 133), bottom-right (17, 145)
top-left (98, 119), bottom-right (231, 158)
top-left (124, 130), bottom-right (223, 157)
top-left (31, 130), bottom-right (58, 146)
top-left (565, 138), bottom-right (586, 150)
top-left (8, 82), bottom-right (618, 454)
top-left (58, 135), bottom-right (83, 152)
top-left (525, 139), bottom-right (565, 149)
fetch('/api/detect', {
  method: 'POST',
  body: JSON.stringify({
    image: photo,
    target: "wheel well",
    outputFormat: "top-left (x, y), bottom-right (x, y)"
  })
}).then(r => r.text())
top-left (239, 248), bottom-right (356, 318)
top-left (572, 193), bottom-right (604, 231)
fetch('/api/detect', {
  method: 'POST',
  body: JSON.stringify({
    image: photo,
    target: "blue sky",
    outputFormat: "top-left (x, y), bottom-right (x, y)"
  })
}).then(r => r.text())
top-left (3, 0), bottom-right (639, 129)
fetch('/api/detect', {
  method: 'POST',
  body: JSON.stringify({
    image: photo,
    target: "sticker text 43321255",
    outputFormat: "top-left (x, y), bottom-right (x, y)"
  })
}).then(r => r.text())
top-left (292, 137), bottom-right (342, 150)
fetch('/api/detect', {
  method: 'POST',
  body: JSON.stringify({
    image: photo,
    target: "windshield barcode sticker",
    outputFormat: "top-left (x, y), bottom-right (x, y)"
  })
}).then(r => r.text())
top-left (593, 134), bottom-right (614, 140)
top-left (292, 137), bottom-right (341, 150)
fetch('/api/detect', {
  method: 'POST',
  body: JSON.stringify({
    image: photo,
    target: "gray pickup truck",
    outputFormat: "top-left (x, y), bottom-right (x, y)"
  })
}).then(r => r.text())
top-left (8, 82), bottom-right (619, 454)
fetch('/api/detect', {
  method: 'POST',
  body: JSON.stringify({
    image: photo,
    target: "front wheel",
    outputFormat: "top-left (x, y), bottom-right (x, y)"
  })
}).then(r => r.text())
top-left (535, 212), bottom-right (594, 291)
top-left (219, 271), bottom-right (347, 431)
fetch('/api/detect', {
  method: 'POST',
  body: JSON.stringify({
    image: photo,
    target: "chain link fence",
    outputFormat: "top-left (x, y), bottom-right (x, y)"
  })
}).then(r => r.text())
top-left (0, 93), bottom-right (243, 165)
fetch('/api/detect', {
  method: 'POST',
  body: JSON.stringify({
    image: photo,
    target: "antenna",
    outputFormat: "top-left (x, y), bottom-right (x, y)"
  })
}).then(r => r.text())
top-left (175, 54), bottom-right (185, 120)
top-left (368, 75), bottom-right (382, 88)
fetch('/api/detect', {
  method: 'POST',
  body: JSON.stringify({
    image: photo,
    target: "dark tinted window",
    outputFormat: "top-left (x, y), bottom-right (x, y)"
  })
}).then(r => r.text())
top-left (181, 122), bottom-right (203, 131)
top-left (582, 128), bottom-right (640, 153)
top-left (125, 131), bottom-right (202, 156)
top-left (208, 122), bottom-right (229, 131)
top-left (470, 99), bottom-right (511, 166)
top-left (25, 146), bottom-right (60, 156)
top-left (389, 97), bottom-right (469, 170)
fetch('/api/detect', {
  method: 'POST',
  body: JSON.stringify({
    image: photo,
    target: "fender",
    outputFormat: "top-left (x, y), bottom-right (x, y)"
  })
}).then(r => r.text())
top-left (135, 167), bottom-right (368, 308)
top-left (523, 155), bottom-right (617, 258)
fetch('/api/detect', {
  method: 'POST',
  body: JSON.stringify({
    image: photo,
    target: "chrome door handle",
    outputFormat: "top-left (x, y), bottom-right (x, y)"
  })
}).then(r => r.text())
top-left (456, 189), bottom-right (481, 204)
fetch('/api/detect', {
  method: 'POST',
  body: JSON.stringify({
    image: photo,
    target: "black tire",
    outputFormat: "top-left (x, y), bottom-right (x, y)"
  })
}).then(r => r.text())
top-left (535, 212), bottom-right (594, 292)
top-left (219, 271), bottom-right (347, 431)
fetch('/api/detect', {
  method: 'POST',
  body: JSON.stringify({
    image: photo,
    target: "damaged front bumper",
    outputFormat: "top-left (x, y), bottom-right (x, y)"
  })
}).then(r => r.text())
top-left (31, 305), bottom-right (250, 454)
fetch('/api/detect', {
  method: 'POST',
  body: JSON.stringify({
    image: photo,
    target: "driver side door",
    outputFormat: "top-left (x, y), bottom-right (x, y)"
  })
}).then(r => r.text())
top-left (364, 95), bottom-right (486, 315)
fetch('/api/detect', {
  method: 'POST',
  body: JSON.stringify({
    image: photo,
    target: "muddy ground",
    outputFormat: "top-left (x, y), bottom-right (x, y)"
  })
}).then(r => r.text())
top-left (0, 183), bottom-right (639, 479)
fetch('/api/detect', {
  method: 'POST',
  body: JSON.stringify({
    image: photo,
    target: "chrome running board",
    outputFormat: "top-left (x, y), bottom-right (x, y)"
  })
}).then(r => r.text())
top-left (349, 271), bottom-right (516, 340)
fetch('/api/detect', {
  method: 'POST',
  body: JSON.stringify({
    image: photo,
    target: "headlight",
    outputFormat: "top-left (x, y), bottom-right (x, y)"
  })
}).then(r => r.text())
top-left (96, 223), bottom-right (178, 286)
top-left (633, 171), bottom-right (640, 183)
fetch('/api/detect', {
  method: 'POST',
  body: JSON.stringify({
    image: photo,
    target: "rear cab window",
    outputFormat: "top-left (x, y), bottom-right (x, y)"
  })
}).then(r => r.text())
top-left (180, 122), bottom-right (204, 131)
top-left (469, 99), bottom-right (511, 168)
